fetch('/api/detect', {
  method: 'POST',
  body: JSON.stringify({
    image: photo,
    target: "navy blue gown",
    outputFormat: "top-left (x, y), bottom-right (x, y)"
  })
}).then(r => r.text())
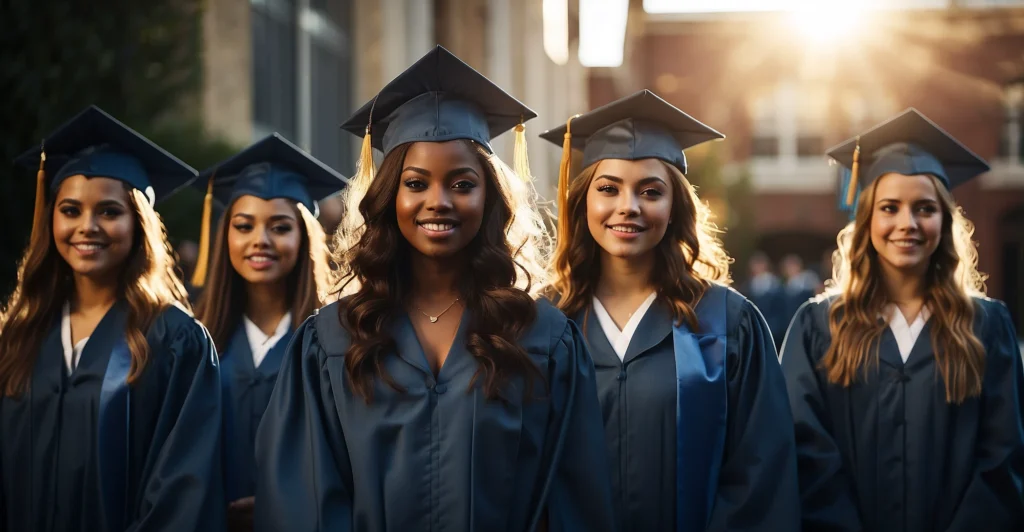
top-left (220, 323), bottom-right (293, 503)
top-left (570, 284), bottom-right (801, 532)
top-left (254, 299), bottom-right (614, 532)
top-left (782, 295), bottom-right (1024, 532)
top-left (0, 302), bottom-right (225, 532)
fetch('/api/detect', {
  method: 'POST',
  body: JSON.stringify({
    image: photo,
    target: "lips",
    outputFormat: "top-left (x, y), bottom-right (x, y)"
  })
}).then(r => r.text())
top-left (606, 223), bottom-right (647, 237)
top-left (70, 242), bottom-right (108, 256)
top-left (417, 218), bottom-right (460, 236)
top-left (889, 238), bottom-right (924, 249)
top-left (245, 252), bottom-right (278, 270)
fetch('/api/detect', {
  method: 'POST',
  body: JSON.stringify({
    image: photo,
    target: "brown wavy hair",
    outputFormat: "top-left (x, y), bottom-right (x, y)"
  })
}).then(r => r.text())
top-left (546, 160), bottom-right (732, 329)
top-left (332, 140), bottom-right (543, 403)
top-left (823, 173), bottom-right (987, 403)
top-left (0, 184), bottom-right (190, 397)
top-left (194, 200), bottom-right (330, 352)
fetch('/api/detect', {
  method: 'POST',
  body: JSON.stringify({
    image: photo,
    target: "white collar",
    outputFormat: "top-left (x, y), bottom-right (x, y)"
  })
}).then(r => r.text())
top-left (60, 301), bottom-right (90, 373)
top-left (243, 312), bottom-right (292, 368)
top-left (592, 292), bottom-right (658, 361)
top-left (882, 304), bottom-right (931, 363)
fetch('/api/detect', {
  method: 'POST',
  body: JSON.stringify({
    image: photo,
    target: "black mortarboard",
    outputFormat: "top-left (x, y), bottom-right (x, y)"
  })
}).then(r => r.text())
top-left (190, 133), bottom-right (348, 287)
top-left (341, 45), bottom-right (536, 156)
top-left (827, 108), bottom-right (989, 210)
top-left (538, 89), bottom-right (724, 175)
top-left (14, 105), bottom-right (197, 204)
top-left (195, 133), bottom-right (348, 213)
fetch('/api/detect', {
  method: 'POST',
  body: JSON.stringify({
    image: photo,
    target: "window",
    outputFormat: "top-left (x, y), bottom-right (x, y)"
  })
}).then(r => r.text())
top-left (251, 0), bottom-right (352, 172)
top-left (999, 81), bottom-right (1024, 164)
top-left (750, 90), bottom-right (779, 158)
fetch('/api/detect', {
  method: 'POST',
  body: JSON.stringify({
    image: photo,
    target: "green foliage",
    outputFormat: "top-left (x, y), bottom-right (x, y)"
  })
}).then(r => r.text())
top-left (0, 0), bottom-right (240, 299)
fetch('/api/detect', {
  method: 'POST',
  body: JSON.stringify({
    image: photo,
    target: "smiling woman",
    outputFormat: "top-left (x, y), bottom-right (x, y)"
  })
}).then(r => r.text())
top-left (254, 45), bottom-right (614, 532)
top-left (0, 106), bottom-right (225, 532)
top-left (782, 108), bottom-right (1024, 531)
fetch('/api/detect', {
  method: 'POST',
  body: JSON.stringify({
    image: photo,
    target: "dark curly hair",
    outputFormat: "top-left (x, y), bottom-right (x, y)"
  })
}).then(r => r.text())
top-left (333, 140), bottom-right (543, 403)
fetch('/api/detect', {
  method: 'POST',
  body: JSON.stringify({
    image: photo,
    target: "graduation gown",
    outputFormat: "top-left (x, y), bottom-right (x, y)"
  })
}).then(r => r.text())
top-left (0, 302), bottom-right (225, 532)
top-left (571, 284), bottom-right (800, 532)
top-left (254, 298), bottom-right (614, 532)
top-left (781, 296), bottom-right (1024, 532)
top-left (221, 323), bottom-right (293, 502)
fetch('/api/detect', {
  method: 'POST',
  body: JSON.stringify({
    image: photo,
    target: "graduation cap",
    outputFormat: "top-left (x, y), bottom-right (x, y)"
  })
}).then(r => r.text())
top-left (826, 108), bottom-right (990, 212)
top-left (538, 90), bottom-right (724, 241)
top-left (190, 133), bottom-right (348, 287)
top-left (13, 105), bottom-right (198, 243)
top-left (340, 45), bottom-right (537, 192)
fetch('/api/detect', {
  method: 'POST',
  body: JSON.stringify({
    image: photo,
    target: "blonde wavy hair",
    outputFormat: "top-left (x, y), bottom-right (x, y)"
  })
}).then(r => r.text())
top-left (546, 159), bottom-right (732, 329)
top-left (331, 141), bottom-right (552, 298)
top-left (824, 173), bottom-right (987, 403)
top-left (0, 185), bottom-right (190, 397)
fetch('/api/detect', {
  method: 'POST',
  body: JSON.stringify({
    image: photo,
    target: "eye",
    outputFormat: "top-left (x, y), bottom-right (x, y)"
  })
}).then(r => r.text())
top-left (452, 180), bottom-right (477, 191)
top-left (59, 206), bottom-right (81, 217)
top-left (99, 206), bottom-right (125, 218)
top-left (232, 223), bottom-right (253, 233)
top-left (916, 204), bottom-right (939, 215)
top-left (403, 178), bottom-right (427, 190)
top-left (879, 204), bottom-right (898, 214)
top-left (596, 185), bottom-right (618, 194)
top-left (271, 223), bottom-right (294, 234)
top-left (640, 188), bottom-right (664, 198)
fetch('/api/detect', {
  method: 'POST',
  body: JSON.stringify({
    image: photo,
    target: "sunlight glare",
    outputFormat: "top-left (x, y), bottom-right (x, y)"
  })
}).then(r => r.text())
top-left (787, 2), bottom-right (864, 44)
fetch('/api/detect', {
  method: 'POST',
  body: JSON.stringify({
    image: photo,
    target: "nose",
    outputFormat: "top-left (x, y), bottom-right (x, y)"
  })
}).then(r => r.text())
top-left (617, 190), bottom-right (640, 216)
top-left (425, 186), bottom-right (453, 213)
top-left (896, 206), bottom-right (919, 232)
top-left (79, 212), bottom-right (101, 235)
top-left (253, 227), bottom-right (272, 248)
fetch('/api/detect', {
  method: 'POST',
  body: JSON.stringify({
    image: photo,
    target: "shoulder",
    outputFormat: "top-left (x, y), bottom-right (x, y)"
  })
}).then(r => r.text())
top-left (308, 300), bottom-right (351, 358)
top-left (699, 283), bottom-right (773, 336)
top-left (520, 298), bottom-right (572, 353)
top-left (144, 304), bottom-right (216, 364)
top-left (971, 294), bottom-right (1011, 323)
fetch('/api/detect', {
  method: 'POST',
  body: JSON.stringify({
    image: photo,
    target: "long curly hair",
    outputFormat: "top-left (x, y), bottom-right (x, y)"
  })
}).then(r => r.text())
top-left (823, 173), bottom-right (987, 403)
top-left (0, 184), bottom-right (190, 397)
top-left (194, 199), bottom-right (330, 352)
top-left (331, 140), bottom-right (551, 402)
top-left (546, 160), bottom-right (732, 330)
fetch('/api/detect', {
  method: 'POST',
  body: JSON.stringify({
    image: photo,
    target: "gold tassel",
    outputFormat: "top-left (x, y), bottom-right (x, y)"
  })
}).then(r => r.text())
top-left (555, 115), bottom-right (579, 243)
top-left (191, 176), bottom-right (215, 287)
top-left (513, 119), bottom-right (532, 182)
top-left (845, 136), bottom-right (861, 207)
top-left (29, 145), bottom-right (46, 245)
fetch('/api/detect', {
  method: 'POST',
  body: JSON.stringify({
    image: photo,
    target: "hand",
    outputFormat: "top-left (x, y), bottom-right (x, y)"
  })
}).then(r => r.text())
top-left (227, 496), bottom-right (255, 532)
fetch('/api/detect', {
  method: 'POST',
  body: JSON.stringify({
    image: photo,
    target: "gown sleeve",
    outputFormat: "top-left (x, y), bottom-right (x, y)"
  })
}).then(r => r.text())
top-left (779, 301), bottom-right (862, 532)
top-left (254, 316), bottom-right (352, 532)
top-left (944, 300), bottom-right (1024, 531)
top-left (706, 296), bottom-right (801, 532)
top-left (543, 319), bottom-right (615, 532)
top-left (128, 312), bottom-right (226, 531)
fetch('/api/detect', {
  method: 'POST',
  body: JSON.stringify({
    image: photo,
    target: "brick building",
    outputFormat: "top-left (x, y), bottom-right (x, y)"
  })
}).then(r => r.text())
top-left (589, 1), bottom-right (1024, 329)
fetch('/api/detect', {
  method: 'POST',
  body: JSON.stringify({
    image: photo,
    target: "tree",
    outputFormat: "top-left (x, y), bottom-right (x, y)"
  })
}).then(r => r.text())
top-left (0, 0), bottom-right (239, 301)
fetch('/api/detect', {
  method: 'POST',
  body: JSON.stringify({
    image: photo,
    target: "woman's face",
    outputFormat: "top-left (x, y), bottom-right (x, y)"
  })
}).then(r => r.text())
top-left (869, 172), bottom-right (943, 279)
top-left (52, 175), bottom-right (136, 282)
top-left (586, 158), bottom-right (674, 260)
top-left (227, 195), bottom-right (303, 285)
top-left (395, 141), bottom-right (487, 259)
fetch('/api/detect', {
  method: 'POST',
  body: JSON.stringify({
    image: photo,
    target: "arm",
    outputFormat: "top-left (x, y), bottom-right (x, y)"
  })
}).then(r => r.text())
top-left (706, 300), bottom-right (801, 532)
top-left (779, 302), bottom-right (862, 532)
top-left (944, 301), bottom-right (1024, 531)
top-left (543, 321), bottom-right (615, 532)
top-left (128, 319), bottom-right (226, 531)
top-left (254, 317), bottom-right (352, 532)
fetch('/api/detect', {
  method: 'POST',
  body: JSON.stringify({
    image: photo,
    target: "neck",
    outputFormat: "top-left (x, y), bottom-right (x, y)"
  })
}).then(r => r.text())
top-left (879, 261), bottom-right (927, 306)
top-left (71, 273), bottom-right (119, 313)
top-left (596, 251), bottom-right (656, 299)
top-left (408, 252), bottom-right (463, 304)
top-left (245, 280), bottom-right (290, 334)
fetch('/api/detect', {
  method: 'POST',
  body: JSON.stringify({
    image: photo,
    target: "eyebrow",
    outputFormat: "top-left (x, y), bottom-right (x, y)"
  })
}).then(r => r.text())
top-left (402, 166), bottom-right (481, 179)
top-left (231, 213), bottom-right (297, 222)
top-left (877, 197), bottom-right (939, 204)
top-left (595, 174), bottom-right (668, 186)
top-left (57, 198), bottom-right (127, 208)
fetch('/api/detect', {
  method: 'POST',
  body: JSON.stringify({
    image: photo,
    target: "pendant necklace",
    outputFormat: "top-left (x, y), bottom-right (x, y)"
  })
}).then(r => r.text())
top-left (415, 298), bottom-right (460, 323)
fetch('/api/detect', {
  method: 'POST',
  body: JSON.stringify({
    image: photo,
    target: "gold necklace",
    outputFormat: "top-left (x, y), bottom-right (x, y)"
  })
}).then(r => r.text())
top-left (414, 298), bottom-right (460, 323)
